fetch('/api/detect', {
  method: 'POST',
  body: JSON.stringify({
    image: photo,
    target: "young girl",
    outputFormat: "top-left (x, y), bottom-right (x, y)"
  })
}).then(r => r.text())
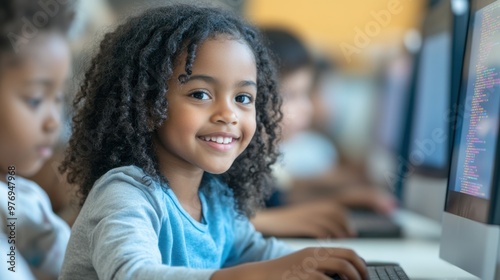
top-left (0, 0), bottom-right (75, 279)
top-left (60, 4), bottom-right (368, 280)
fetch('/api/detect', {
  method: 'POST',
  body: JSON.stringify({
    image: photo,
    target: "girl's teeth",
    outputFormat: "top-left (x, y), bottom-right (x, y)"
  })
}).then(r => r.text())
top-left (201, 136), bottom-right (234, 144)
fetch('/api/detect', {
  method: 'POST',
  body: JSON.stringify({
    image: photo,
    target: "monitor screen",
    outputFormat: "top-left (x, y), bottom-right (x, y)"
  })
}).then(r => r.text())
top-left (377, 56), bottom-right (412, 153)
top-left (408, 32), bottom-right (451, 172)
top-left (445, 0), bottom-right (500, 223)
top-left (402, 0), bottom-right (454, 178)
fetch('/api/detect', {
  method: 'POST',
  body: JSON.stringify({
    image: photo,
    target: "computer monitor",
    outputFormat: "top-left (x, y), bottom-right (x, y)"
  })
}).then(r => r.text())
top-left (367, 53), bottom-right (414, 194)
top-left (408, 2), bottom-right (452, 177)
top-left (376, 57), bottom-right (414, 155)
top-left (440, 0), bottom-right (500, 278)
top-left (400, 0), bottom-right (469, 220)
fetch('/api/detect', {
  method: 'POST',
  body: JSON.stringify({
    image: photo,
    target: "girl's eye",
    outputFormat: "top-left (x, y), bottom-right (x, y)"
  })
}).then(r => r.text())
top-left (235, 94), bottom-right (252, 104)
top-left (25, 97), bottom-right (42, 109)
top-left (190, 91), bottom-right (210, 100)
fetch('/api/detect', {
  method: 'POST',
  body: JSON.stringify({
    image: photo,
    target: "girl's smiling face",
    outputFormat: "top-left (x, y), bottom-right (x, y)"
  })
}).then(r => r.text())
top-left (0, 34), bottom-right (70, 178)
top-left (154, 37), bottom-right (257, 176)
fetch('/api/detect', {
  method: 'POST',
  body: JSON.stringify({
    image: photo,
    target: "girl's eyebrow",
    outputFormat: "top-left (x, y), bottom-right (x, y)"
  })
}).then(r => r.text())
top-left (184, 74), bottom-right (216, 85)
top-left (183, 74), bottom-right (256, 89)
top-left (237, 80), bottom-right (257, 89)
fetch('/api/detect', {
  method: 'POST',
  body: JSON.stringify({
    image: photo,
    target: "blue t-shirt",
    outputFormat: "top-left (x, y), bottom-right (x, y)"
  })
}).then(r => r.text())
top-left (60, 165), bottom-right (293, 280)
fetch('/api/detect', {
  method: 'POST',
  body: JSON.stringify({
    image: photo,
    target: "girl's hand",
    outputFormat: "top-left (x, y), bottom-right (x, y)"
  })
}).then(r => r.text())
top-left (252, 200), bottom-right (356, 238)
top-left (212, 247), bottom-right (368, 280)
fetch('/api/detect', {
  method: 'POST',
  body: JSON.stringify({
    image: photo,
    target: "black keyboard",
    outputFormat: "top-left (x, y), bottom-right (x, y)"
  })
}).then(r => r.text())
top-left (330, 264), bottom-right (410, 280)
top-left (367, 265), bottom-right (409, 280)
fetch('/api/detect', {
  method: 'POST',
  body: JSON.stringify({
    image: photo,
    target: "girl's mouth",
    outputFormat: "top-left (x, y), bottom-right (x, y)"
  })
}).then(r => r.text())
top-left (197, 135), bottom-right (239, 152)
top-left (37, 146), bottom-right (53, 158)
top-left (199, 136), bottom-right (235, 144)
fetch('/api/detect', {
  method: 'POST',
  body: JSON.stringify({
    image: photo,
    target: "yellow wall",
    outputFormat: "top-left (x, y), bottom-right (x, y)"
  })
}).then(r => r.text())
top-left (245, 0), bottom-right (427, 65)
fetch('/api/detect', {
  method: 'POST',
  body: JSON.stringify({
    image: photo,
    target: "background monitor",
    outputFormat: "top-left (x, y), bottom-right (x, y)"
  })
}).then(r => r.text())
top-left (376, 56), bottom-right (414, 155)
top-left (367, 53), bottom-right (414, 195)
top-left (399, 0), bottom-right (470, 221)
top-left (441, 0), bottom-right (500, 278)
top-left (406, 0), bottom-right (452, 178)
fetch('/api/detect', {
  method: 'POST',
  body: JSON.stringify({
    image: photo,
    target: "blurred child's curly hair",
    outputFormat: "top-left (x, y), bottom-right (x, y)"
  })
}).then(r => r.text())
top-left (60, 4), bottom-right (282, 217)
top-left (0, 0), bottom-right (76, 52)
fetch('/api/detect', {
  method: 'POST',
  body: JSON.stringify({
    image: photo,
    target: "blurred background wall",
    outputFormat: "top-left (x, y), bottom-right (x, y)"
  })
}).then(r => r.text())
top-left (246, 0), bottom-right (426, 67)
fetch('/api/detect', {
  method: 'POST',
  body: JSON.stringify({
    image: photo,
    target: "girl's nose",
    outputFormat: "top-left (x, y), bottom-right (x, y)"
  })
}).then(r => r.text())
top-left (211, 100), bottom-right (238, 125)
top-left (42, 107), bottom-right (61, 133)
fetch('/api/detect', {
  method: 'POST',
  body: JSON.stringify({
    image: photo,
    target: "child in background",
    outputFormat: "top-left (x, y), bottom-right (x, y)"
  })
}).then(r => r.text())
top-left (251, 28), bottom-right (395, 238)
top-left (27, 0), bottom-right (117, 228)
top-left (59, 5), bottom-right (368, 280)
top-left (0, 0), bottom-right (75, 279)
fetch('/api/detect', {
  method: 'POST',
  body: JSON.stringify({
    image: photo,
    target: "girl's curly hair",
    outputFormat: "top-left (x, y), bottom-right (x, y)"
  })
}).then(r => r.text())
top-left (60, 4), bottom-right (282, 217)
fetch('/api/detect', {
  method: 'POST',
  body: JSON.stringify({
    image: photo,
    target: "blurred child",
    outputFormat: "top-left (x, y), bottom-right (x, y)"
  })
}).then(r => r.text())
top-left (27, 0), bottom-right (117, 228)
top-left (0, 0), bottom-right (75, 279)
top-left (59, 5), bottom-right (368, 279)
top-left (251, 28), bottom-right (396, 238)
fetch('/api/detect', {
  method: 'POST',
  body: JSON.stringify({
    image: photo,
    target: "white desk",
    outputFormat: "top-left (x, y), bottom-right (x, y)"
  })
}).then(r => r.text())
top-left (279, 210), bottom-right (479, 280)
